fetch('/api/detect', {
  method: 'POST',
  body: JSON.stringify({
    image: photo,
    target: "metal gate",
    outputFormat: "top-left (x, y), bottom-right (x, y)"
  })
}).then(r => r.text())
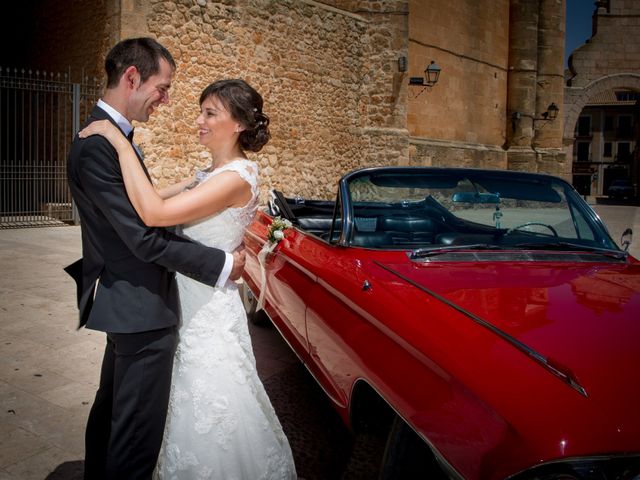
top-left (0, 67), bottom-right (100, 228)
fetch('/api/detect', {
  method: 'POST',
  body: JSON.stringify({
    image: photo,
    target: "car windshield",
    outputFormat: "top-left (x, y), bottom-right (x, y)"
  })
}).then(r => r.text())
top-left (344, 169), bottom-right (619, 253)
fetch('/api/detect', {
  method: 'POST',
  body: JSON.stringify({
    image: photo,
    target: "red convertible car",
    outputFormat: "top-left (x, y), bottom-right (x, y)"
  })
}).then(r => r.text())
top-left (241, 167), bottom-right (640, 480)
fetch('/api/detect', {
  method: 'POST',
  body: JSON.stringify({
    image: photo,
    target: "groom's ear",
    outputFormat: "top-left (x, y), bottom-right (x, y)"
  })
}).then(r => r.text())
top-left (122, 66), bottom-right (141, 90)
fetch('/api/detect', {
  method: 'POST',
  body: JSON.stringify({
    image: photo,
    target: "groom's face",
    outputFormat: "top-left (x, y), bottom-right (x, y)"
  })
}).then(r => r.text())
top-left (128, 58), bottom-right (173, 123)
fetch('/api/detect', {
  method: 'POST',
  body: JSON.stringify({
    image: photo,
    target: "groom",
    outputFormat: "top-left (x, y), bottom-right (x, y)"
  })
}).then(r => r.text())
top-left (65, 37), bottom-right (243, 480)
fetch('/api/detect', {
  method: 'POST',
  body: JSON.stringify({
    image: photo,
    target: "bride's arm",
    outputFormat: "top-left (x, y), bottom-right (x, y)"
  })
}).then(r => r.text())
top-left (79, 120), bottom-right (251, 226)
top-left (157, 177), bottom-right (196, 199)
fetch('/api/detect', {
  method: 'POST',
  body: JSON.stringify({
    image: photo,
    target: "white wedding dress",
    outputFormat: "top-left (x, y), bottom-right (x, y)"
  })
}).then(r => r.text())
top-left (155, 159), bottom-right (297, 480)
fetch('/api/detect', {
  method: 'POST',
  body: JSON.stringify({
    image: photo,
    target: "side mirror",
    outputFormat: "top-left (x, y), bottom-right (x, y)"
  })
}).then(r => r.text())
top-left (621, 228), bottom-right (633, 252)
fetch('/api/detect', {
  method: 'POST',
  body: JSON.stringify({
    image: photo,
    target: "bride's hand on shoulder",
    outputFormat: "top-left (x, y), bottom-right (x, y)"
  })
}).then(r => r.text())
top-left (78, 120), bottom-right (125, 148)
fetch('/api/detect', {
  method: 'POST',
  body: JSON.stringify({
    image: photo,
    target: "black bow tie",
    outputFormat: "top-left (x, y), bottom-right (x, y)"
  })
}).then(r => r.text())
top-left (127, 129), bottom-right (134, 142)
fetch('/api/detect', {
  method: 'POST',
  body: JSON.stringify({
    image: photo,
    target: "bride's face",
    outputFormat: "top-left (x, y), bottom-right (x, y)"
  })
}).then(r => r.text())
top-left (196, 95), bottom-right (244, 150)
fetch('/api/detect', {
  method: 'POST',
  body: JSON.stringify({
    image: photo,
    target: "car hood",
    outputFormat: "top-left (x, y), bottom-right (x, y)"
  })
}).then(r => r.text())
top-left (373, 257), bottom-right (640, 406)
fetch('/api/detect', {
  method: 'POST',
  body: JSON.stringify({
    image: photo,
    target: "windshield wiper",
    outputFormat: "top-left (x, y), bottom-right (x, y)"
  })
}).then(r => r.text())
top-left (411, 242), bottom-right (628, 260)
top-left (410, 243), bottom-right (505, 259)
top-left (514, 242), bottom-right (628, 259)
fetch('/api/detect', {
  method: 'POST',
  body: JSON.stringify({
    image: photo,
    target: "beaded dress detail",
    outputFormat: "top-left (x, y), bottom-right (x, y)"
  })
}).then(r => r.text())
top-left (155, 159), bottom-right (296, 480)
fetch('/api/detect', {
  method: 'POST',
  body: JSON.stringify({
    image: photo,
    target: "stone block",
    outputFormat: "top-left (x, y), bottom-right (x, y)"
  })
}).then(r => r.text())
top-left (4, 446), bottom-right (77, 480)
top-left (0, 427), bottom-right (48, 469)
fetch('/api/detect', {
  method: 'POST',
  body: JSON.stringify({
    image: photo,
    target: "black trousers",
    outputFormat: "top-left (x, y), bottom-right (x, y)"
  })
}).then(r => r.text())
top-left (84, 326), bottom-right (178, 480)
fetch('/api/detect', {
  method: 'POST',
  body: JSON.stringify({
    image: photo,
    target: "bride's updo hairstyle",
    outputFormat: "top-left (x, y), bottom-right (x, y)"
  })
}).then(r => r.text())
top-left (199, 79), bottom-right (271, 152)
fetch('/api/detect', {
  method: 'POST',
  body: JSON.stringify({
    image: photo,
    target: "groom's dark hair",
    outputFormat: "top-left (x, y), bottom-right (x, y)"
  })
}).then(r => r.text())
top-left (105, 37), bottom-right (176, 88)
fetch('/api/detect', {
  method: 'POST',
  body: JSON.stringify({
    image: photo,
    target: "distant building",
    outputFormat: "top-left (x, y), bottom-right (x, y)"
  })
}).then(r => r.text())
top-left (564, 0), bottom-right (640, 199)
top-left (572, 90), bottom-right (639, 196)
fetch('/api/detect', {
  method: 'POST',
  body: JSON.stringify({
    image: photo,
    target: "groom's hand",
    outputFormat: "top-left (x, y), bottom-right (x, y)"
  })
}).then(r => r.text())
top-left (229, 245), bottom-right (246, 281)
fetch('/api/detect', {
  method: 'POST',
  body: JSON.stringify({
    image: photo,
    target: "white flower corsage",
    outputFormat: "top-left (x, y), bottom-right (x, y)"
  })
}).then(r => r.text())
top-left (257, 216), bottom-right (293, 310)
top-left (267, 217), bottom-right (293, 244)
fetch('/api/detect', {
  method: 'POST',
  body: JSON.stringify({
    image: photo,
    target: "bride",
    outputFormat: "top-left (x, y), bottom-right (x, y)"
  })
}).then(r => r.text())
top-left (80, 79), bottom-right (296, 479)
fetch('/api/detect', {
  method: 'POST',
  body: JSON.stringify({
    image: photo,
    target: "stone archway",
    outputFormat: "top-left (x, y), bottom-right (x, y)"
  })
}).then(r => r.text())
top-left (564, 73), bottom-right (640, 140)
top-left (562, 73), bottom-right (640, 193)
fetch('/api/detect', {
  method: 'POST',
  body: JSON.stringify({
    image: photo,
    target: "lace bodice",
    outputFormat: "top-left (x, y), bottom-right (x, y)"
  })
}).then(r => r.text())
top-left (178, 159), bottom-right (259, 252)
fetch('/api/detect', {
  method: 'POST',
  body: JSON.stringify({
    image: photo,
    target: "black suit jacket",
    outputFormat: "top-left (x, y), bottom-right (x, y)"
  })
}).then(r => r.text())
top-left (66, 105), bottom-right (226, 333)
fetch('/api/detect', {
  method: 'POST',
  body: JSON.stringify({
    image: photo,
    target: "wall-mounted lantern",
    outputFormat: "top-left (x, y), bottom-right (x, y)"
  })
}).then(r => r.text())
top-left (409, 61), bottom-right (441, 87)
top-left (540, 102), bottom-right (559, 120)
top-left (406, 60), bottom-right (441, 99)
top-left (511, 102), bottom-right (560, 131)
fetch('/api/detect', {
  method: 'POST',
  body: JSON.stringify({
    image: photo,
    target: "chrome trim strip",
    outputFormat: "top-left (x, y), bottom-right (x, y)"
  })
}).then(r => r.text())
top-left (412, 251), bottom-right (624, 263)
top-left (373, 260), bottom-right (589, 398)
top-left (244, 228), bottom-right (266, 244)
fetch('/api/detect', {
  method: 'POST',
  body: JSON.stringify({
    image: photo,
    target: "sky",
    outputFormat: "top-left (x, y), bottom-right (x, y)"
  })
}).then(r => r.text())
top-left (565, 0), bottom-right (596, 68)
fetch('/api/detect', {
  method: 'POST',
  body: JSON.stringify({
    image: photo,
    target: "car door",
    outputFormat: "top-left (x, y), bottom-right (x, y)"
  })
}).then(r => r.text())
top-left (302, 249), bottom-right (369, 409)
top-left (265, 229), bottom-right (316, 356)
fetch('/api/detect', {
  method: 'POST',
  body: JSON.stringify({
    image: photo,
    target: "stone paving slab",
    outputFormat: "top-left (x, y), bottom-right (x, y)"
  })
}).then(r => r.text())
top-left (0, 227), bottom-right (93, 479)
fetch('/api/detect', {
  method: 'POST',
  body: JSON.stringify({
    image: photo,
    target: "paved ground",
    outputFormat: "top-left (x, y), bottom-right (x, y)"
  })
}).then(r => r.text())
top-left (0, 199), bottom-right (638, 479)
top-left (590, 198), bottom-right (640, 258)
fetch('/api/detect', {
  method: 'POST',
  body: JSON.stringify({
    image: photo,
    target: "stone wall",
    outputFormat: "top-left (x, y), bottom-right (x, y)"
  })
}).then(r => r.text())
top-left (407, 0), bottom-right (510, 169)
top-left (505, 0), bottom-right (566, 176)
top-left (133, 0), bottom-right (408, 202)
top-left (408, 138), bottom-right (506, 170)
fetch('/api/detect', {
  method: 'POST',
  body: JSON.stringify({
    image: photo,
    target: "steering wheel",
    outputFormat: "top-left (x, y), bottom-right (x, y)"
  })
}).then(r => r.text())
top-left (505, 222), bottom-right (558, 237)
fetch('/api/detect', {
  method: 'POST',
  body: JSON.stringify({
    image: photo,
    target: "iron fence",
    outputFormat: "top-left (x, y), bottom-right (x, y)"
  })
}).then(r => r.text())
top-left (0, 67), bottom-right (100, 228)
